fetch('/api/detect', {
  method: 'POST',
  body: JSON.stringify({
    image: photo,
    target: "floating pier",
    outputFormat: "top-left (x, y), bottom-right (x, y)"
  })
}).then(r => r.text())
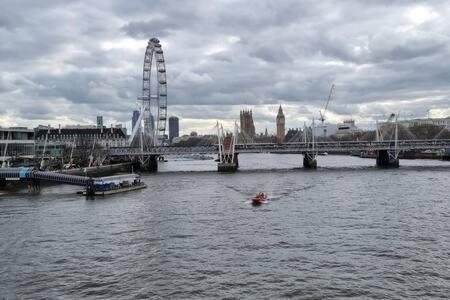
top-left (0, 168), bottom-right (145, 196)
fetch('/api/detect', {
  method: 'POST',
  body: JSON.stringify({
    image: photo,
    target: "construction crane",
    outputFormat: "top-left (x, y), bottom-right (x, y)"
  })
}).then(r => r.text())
top-left (319, 84), bottom-right (335, 138)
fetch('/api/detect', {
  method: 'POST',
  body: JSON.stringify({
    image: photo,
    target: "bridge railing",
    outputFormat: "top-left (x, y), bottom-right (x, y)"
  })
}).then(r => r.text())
top-left (0, 167), bottom-right (34, 180)
top-left (0, 167), bottom-right (90, 186)
top-left (33, 171), bottom-right (89, 186)
top-left (109, 145), bottom-right (218, 155)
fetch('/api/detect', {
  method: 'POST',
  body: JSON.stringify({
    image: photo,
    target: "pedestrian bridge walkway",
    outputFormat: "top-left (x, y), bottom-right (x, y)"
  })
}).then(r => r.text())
top-left (0, 167), bottom-right (90, 186)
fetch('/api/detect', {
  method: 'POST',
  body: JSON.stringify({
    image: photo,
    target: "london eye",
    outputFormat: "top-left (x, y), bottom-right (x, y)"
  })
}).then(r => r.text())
top-left (129, 38), bottom-right (167, 148)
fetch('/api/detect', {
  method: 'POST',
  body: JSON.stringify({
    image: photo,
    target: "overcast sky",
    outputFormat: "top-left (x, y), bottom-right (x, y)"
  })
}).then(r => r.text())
top-left (0, 0), bottom-right (449, 134)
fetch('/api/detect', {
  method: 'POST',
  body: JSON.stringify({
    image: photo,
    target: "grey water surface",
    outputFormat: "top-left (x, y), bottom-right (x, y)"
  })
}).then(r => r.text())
top-left (1, 154), bottom-right (449, 299)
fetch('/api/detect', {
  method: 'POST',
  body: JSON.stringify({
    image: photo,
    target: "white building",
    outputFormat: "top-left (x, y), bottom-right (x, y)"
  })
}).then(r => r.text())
top-left (313, 124), bottom-right (338, 137)
top-left (397, 117), bottom-right (450, 128)
top-left (335, 120), bottom-right (362, 137)
top-left (0, 127), bottom-right (35, 163)
top-left (313, 120), bottom-right (361, 137)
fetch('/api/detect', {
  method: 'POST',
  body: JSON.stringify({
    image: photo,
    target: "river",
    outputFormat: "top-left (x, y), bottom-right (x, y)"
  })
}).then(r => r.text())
top-left (1, 154), bottom-right (449, 299)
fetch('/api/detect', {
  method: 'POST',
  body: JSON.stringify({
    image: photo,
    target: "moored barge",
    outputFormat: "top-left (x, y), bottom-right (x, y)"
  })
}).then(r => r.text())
top-left (82, 174), bottom-right (146, 196)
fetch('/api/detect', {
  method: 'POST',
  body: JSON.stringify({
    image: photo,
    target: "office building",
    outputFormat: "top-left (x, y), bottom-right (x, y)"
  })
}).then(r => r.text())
top-left (169, 116), bottom-right (179, 143)
top-left (96, 116), bottom-right (103, 128)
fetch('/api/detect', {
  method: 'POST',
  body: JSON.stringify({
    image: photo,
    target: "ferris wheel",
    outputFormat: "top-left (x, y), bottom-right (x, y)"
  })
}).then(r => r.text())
top-left (129, 38), bottom-right (167, 148)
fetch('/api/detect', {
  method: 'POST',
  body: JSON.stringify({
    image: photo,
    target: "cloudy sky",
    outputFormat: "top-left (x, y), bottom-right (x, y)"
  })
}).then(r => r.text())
top-left (1, 0), bottom-right (449, 135)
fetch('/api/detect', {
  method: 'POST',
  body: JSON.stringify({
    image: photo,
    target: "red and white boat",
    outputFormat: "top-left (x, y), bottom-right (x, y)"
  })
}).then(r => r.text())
top-left (252, 192), bottom-right (268, 205)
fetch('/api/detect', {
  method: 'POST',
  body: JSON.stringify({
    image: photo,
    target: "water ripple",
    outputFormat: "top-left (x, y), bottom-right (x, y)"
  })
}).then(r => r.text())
top-left (1, 155), bottom-right (449, 298)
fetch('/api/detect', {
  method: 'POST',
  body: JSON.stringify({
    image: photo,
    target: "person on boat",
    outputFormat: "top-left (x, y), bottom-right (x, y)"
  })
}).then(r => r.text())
top-left (256, 192), bottom-right (266, 199)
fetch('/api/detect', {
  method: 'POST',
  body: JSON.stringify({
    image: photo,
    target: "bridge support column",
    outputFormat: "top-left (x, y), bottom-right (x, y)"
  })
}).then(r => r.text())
top-left (303, 152), bottom-right (317, 169)
top-left (131, 158), bottom-right (141, 173)
top-left (146, 155), bottom-right (158, 172)
top-left (376, 150), bottom-right (399, 168)
top-left (218, 153), bottom-right (239, 172)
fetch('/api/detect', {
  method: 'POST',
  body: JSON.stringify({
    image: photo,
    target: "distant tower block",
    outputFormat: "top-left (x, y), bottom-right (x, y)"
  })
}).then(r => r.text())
top-left (96, 116), bottom-right (103, 128)
top-left (132, 110), bottom-right (140, 131)
top-left (169, 116), bottom-right (179, 143)
top-left (276, 105), bottom-right (285, 143)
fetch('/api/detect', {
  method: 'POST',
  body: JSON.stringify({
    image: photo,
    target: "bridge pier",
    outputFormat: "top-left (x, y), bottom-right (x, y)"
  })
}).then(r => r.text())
top-left (376, 150), bottom-right (399, 168)
top-left (146, 155), bottom-right (159, 172)
top-left (130, 155), bottom-right (159, 172)
top-left (218, 153), bottom-right (239, 172)
top-left (303, 152), bottom-right (317, 169)
top-left (131, 158), bottom-right (141, 173)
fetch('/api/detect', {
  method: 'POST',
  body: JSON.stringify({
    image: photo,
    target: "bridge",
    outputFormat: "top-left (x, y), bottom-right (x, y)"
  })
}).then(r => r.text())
top-left (108, 139), bottom-right (450, 171)
top-left (110, 139), bottom-right (450, 155)
top-left (1, 138), bottom-right (448, 193)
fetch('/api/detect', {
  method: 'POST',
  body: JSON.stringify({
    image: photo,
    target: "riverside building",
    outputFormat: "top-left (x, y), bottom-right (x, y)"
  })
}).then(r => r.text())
top-left (0, 127), bottom-right (35, 165)
top-left (35, 125), bottom-right (128, 148)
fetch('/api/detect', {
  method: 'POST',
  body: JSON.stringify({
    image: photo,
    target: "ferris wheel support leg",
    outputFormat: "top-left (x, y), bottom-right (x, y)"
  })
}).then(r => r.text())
top-left (376, 150), bottom-right (399, 168)
top-left (303, 152), bottom-right (317, 169)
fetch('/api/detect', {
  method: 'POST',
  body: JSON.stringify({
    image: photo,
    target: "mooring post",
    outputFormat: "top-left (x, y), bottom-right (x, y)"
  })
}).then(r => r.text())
top-left (85, 178), bottom-right (95, 196)
top-left (27, 179), bottom-right (41, 194)
top-left (34, 180), bottom-right (41, 193)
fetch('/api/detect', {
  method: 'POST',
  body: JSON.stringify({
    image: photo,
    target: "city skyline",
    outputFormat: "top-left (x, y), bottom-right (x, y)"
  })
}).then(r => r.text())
top-left (1, 1), bottom-right (450, 134)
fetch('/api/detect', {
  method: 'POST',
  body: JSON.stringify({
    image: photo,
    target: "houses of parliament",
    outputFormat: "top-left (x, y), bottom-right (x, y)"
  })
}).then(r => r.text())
top-left (239, 106), bottom-right (285, 143)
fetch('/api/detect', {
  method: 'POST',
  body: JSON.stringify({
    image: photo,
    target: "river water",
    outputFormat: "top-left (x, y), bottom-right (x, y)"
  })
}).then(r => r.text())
top-left (1, 154), bottom-right (449, 299)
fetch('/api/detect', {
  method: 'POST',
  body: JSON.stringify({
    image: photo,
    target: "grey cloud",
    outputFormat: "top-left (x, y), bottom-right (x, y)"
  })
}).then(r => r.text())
top-left (1, 0), bottom-right (450, 130)
top-left (369, 30), bottom-right (448, 62)
top-left (209, 51), bottom-right (233, 63)
top-left (249, 46), bottom-right (291, 63)
top-left (121, 18), bottom-right (178, 39)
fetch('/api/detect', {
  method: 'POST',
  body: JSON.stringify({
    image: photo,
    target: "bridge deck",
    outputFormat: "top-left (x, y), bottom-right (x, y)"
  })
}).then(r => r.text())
top-left (109, 139), bottom-right (450, 156)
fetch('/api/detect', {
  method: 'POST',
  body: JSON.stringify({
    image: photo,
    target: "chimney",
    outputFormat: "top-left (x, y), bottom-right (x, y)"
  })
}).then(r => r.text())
top-left (58, 124), bottom-right (61, 134)
top-left (111, 124), bottom-right (113, 134)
